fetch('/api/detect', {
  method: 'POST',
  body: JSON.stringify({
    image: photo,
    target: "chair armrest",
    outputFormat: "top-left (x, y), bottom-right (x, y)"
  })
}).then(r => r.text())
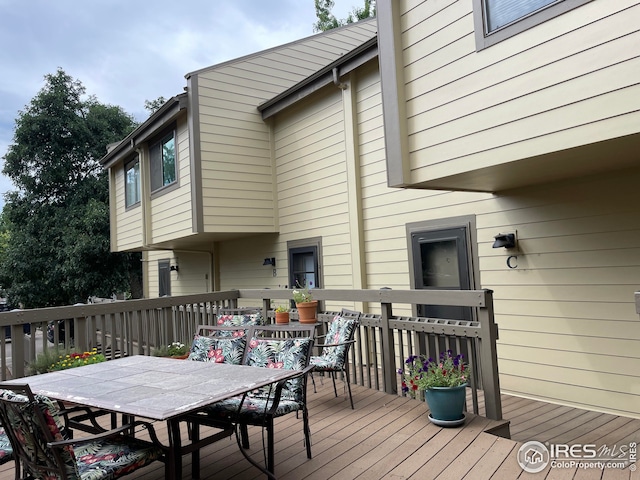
top-left (263, 365), bottom-right (315, 416)
top-left (48, 420), bottom-right (167, 451)
top-left (315, 339), bottom-right (356, 348)
top-left (57, 405), bottom-right (110, 434)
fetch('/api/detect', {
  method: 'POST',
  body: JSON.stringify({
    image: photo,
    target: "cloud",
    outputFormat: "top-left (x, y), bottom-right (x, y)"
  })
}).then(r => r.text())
top-left (0, 0), bottom-right (358, 206)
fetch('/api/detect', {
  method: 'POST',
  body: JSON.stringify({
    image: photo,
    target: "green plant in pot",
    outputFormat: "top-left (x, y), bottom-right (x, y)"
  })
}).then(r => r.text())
top-left (292, 283), bottom-right (318, 323)
top-left (154, 341), bottom-right (189, 359)
top-left (274, 304), bottom-right (290, 324)
top-left (399, 350), bottom-right (469, 426)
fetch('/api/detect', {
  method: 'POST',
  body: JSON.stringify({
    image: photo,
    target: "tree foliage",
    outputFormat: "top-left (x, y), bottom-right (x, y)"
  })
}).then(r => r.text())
top-left (313, 0), bottom-right (376, 32)
top-left (0, 68), bottom-right (141, 308)
top-left (144, 96), bottom-right (167, 115)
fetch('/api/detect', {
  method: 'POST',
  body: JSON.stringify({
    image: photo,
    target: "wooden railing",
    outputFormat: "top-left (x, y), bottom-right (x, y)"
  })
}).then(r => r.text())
top-left (0, 288), bottom-right (502, 420)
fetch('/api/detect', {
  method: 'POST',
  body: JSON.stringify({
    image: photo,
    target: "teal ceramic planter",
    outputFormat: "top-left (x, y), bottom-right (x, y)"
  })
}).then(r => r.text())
top-left (424, 384), bottom-right (467, 422)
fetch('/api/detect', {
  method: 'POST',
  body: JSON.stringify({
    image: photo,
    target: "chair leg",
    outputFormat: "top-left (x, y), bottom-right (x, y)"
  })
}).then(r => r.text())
top-left (331, 371), bottom-right (338, 398)
top-left (240, 423), bottom-right (250, 449)
top-left (311, 372), bottom-right (317, 393)
top-left (345, 368), bottom-right (354, 409)
top-left (266, 418), bottom-right (275, 475)
top-left (303, 408), bottom-right (312, 459)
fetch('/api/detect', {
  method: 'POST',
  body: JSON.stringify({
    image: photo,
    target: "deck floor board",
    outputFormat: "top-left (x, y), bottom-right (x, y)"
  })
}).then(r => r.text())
top-left (0, 378), bottom-right (638, 479)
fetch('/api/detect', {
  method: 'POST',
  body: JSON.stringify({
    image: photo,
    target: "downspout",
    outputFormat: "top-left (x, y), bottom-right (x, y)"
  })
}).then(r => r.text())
top-left (333, 67), bottom-right (347, 90)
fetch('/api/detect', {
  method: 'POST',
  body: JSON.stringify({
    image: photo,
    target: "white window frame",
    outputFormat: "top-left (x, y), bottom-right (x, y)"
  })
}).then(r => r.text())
top-left (473, 0), bottom-right (592, 51)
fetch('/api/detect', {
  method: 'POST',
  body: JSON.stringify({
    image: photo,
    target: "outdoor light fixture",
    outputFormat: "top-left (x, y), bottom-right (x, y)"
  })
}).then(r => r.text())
top-left (263, 257), bottom-right (276, 267)
top-left (492, 233), bottom-right (516, 249)
top-left (170, 265), bottom-right (179, 272)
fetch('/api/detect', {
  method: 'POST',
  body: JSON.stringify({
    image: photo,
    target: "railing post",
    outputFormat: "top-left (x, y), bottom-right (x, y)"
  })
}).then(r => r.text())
top-left (477, 289), bottom-right (502, 420)
top-left (11, 324), bottom-right (25, 379)
top-left (379, 289), bottom-right (396, 395)
top-left (74, 303), bottom-right (89, 353)
top-left (262, 298), bottom-right (271, 323)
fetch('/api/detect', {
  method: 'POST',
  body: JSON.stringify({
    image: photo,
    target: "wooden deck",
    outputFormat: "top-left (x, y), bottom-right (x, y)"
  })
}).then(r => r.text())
top-left (0, 378), bottom-right (638, 479)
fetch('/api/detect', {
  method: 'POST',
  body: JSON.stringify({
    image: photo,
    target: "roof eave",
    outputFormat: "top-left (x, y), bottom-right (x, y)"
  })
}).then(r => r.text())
top-left (100, 93), bottom-right (188, 169)
top-left (258, 36), bottom-right (378, 120)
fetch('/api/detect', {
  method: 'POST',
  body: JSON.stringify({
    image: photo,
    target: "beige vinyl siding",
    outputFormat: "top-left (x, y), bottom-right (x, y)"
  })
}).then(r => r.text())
top-left (275, 88), bottom-right (353, 291)
top-left (193, 19), bottom-right (377, 235)
top-left (148, 115), bottom-right (192, 244)
top-left (352, 60), bottom-right (640, 417)
top-left (398, 0), bottom-right (640, 183)
top-left (112, 162), bottom-right (143, 251)
top-left (169, 251), bottom-right (212, 296)
top-left (476, 170), bottom-right (640, 416)
top-left (144, 250), bottom-right (173, 299)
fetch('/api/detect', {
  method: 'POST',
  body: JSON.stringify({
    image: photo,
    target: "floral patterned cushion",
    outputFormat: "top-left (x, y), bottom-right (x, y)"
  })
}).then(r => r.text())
top-left (205, 336), bottom-right (312, 421)
top-left (74, 436), bottom-right (163, 480)
top-left (0, 389), bottom-right (163, 480)
top-left (216, 312), bottom-right (263, 328)
top-left (0, 388), bottom-right (79, 478)
top-left (244, 337), bottom-right (312, 404)
top-left (0, 426), bottom-right (13, 464)
top-left (187, 331), bottom-right (247, 364)
top-left (310, 314), bottom-right (357, 371)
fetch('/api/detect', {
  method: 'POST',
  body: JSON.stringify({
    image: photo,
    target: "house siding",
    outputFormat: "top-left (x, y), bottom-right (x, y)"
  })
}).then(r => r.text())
top-left (396, 0), bottom-right (640, 185)
top-left (192, 19), bottom-right (377, 235)
top-left (355, 60), bottom-right (640, 417)
top-left (112, 163), bottom-right (143, 251)
top-left (148, 115), bottom-right (193, 244)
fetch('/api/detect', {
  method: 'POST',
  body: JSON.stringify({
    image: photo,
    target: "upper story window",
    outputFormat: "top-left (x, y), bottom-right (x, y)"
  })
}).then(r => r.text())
top-left (474, 0), bottom-right (592, 50)
top-left (150, 130), bottom-right (177, 192)
top-left (124, 156), bottom-right (140, 208)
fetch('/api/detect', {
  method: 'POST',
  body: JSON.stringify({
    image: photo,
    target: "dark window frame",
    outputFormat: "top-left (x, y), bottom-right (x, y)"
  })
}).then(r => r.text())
top-left (158, 259), bottom-right (171, 297)
top-left (149, 127), bottom-right (178, 194)
top-left (473, 0), bottom-right (592, 51)
top-left (124, 155), bottom-right (140, 208)
top-left (287, 237), bottom-right (323, 310)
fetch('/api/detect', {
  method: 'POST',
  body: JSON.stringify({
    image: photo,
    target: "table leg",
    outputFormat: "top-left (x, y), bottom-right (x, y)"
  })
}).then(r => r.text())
top-left (167, 419), bottom-right (182, 480)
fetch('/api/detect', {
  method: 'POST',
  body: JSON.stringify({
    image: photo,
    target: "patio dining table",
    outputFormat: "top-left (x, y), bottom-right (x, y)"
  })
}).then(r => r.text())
top-left (2, 355), bottom-right (299, 479)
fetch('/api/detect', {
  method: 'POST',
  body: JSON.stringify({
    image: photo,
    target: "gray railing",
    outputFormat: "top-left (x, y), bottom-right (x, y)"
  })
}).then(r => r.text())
top-left (0, 288), bottom-right (502, 420)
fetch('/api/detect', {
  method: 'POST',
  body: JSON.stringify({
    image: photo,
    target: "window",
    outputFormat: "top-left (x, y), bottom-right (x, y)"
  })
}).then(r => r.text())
top-left (474, 0), bottom-right (592, 50)
top-left (406, 216), bottom-right (479, 321)
top-left (150, 130), bottom-right (176, 192)
top-left (288, 237), bottom-right (323, 309)
top-left (124, 156), bottom-right (140, 207)
top-left (158, 260), bottom-right (171, 297)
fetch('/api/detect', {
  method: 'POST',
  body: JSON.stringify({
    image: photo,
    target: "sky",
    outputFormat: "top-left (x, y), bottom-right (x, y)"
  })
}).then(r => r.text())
top-left (0, 0), bottom-right (358, 208)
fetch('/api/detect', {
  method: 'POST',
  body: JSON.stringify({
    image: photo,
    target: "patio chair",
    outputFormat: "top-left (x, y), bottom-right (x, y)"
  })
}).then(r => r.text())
top-left (0, 383), bottom-right (168, 480)
top-left (0, 425), bottom-right (15, 477)
top-left (215, 309), bottom-right (264, 327)
top-left (186, 324), bottom-right (315, 476)
top-left (187, 325), bottom-right (249, 364)
top-left (310, 310), bottom-right (361, 409)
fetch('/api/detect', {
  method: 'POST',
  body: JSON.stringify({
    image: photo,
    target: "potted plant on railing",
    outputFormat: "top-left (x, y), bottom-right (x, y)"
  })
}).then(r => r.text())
top-left (399, 350), bottom-right (469, 426)
top-left (292, 284), bottom-right (318, 324)
top-left (274, 304), bottom-right (290, 324)
top-left (154, 341), bottom-right (189, 359)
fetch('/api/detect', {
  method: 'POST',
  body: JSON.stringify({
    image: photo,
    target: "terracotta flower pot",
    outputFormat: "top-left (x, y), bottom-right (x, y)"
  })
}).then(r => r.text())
top-left (275, 311), bottom-right (290, 324)
top-left (296, 300), bottom-right (318, 323)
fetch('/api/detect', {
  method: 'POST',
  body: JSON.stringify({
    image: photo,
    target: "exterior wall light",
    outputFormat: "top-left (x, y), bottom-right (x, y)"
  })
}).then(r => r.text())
top-left (492, 233), bottom-right (516, 249)
top-left (263, 257), bottom-right (276, 267)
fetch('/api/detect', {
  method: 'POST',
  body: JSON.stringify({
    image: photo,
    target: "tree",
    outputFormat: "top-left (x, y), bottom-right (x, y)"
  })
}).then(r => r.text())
top-left (313, 0), bottom-right (376, 32)
top-left (144, 96), bottom-right (167, 114)
top-left (0, 68), bottom-right (141, 308)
